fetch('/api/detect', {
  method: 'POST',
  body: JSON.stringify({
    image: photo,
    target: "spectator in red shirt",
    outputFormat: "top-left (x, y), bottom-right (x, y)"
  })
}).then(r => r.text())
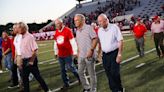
top-left (2, 31), bottom-right (12, 70)
top-left (133, 18), bottom-right (147, 57)
top-left (54, 19), bottom-right (80, 90)
top-left (2, 31), bottom-right (13, 83)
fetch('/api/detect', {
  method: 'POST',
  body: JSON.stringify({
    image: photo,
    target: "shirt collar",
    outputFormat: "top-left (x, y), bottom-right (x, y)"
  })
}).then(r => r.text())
top-left (78, 24), bottom-right (86, 31)
top-left (102, 23), bottom-right (110, 31)
top-left (58, 26), bottom-right (65, 32)
top-left (22, 31), bottom-right (29, 38)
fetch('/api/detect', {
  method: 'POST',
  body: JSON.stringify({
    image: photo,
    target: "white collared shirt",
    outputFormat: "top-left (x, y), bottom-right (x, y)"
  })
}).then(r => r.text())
top-left (98, 23), bottom-right (123, 53)
top-left (14, 34), bottom-right (22, 55)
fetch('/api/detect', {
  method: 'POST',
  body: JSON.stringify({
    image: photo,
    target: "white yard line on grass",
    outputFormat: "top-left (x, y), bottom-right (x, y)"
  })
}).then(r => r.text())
top-left (38, 50), bottom-right (53, 54)
top-left (135, 63), bottom-right (146, 68)
top-left (52, 48), bottom-right (156, 92)
top-left (39, 59), bottom-right (56, 64)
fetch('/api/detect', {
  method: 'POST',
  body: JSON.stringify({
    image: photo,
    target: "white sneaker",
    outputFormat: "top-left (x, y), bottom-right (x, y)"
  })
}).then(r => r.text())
top-left (0, 70), bottom-right (3, 73)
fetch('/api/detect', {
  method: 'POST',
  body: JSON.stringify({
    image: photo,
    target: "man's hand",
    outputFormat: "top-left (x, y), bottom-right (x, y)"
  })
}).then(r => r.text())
top-left (86, 49), bottom-right (94, 58)
top-left (3, 53), bottom-right (6, 57)
top-left (116, 54), bottom-right (122, 64)
top-left (29, 58), bottom-right (35, 65)
top-left (73, 54), bottom-right (78, 58)
top-left (16, 56), bottom-right (23, 69)
top-left (29, 61), bottom-right (34, 65)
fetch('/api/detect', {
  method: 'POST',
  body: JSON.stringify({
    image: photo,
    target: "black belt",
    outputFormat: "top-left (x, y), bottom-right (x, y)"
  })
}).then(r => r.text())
top-left (22, 57), bottom-right (31, 61)
top-left (103, 49), bottom-right (118, 55)
top-left (154, 32), bottom-right (164, 34)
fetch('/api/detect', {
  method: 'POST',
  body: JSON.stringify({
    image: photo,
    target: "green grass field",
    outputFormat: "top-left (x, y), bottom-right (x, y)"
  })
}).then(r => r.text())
top-left (0, 33), bottom-right (164, 92)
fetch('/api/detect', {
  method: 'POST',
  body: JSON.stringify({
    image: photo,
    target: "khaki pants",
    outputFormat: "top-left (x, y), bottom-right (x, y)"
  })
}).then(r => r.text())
top-left (78, 57), bottom-right (97, 92)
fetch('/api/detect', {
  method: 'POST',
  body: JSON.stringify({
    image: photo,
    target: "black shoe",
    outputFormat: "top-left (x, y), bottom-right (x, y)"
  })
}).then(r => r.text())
top-left (83, 89), bottom-right (90, 92)
top-left (8, 84), bottom-right (19, 89)
top-left (60, 85), bottom-right (69, 90)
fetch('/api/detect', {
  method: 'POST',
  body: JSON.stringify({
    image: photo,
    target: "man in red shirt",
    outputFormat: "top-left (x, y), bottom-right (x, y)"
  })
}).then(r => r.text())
top-left (2, 31), bottom-right (12, 70)
top-left (133, 18), bottom-right (147, 57)
top-left (2, 31), bottom-right (13, 84)
top-left (8, 24), bottom-right (19, 89)
top-left (54, 19), bottom-right (80, 90)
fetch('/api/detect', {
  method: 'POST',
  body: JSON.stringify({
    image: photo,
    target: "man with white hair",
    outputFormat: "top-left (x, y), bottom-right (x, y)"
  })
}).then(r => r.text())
top-left (19, 22), bottom-right (51, 92)
top-left (54, 19), bottom-right (80, 90)
top-left (74, 14), bottom-right (98, 92)
top-left (97, 14), bottom-right (124, 92)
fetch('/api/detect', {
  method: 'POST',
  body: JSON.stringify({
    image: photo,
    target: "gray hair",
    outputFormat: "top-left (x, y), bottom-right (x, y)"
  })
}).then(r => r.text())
top-left (75, 14), bottom-right (86, 21)
top-left (18, 22), bottom-right (29, 32)
top-left (55, 18), bottom-right (63, 23)
top-left (98, 13), bottom-right (109, 21)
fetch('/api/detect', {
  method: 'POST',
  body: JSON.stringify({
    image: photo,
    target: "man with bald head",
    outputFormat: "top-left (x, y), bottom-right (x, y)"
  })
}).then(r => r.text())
top-left (53, 19), bottom-right (80, 90)
top-left (97, 14), bottom-right (124, 92)
top-left (74, 14), bottom-right (98, 92)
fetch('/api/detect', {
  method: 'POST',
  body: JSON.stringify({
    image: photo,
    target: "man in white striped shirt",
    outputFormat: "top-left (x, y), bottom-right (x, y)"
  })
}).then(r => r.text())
top-left (74, 14), bottom-right (98, 92)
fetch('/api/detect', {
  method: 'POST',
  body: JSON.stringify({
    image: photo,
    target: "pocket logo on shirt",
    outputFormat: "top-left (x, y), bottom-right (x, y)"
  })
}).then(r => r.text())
top-left (56, 36), bottom-right (64, 44)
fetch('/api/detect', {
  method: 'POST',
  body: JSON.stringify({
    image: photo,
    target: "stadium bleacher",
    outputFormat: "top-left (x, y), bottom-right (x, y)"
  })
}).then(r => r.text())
top-left (39, 0), bottom-right (164, 33)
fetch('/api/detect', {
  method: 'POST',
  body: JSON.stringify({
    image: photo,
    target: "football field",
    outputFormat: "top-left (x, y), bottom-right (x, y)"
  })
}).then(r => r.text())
top-left (0, 33), bottom-right (164, 92)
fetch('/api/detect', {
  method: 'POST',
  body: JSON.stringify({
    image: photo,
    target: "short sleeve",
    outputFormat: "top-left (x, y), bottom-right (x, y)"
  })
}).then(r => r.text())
top-left (67, 28), bottom-right (74, 40)
top-left (89, 26), bottom-right (97, 39)
top-left (115, 24), bottom-right (123, 41)
top-left (30, 35), bottom-right (38, 51)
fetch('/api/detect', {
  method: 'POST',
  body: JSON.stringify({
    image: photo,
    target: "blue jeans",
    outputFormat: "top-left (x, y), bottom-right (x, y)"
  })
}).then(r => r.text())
top-left (58, 56), bottom-right (80, 86)
top-left (4, 52), bottom-right (12, 70)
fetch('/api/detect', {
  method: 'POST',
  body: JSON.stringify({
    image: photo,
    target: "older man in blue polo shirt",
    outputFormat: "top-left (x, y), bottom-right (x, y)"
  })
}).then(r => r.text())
top-left (97, 14), bottom-right (124, 92)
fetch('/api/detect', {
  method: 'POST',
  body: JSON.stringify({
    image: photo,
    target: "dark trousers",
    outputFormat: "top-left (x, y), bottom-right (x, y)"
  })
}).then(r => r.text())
top-left (22, 57), bottom-right (48, 92)
top-left (135, 37), bottom-right (145, 57)
top-left (11, 62), bottom-right (18, 85)
top-left (154, 32), bottom-right (164, 57)
top-left (58, 56), bottom-right (80, 86)
top-left (102, 49), bottom-right (123, 92)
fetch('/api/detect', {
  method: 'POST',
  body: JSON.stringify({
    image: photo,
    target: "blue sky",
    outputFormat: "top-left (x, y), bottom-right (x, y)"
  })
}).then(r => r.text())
top-left (0, 0), bottom-right (91, 25)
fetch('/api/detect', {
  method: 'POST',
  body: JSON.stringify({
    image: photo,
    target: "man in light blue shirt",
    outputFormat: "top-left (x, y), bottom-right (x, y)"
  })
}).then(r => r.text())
top-left (97, 14), bottom-right (124, 92)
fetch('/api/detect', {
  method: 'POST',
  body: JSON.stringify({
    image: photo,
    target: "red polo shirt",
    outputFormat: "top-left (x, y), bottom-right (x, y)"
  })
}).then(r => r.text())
top-left (54, 27), bottom-right (74, 57)
top-left (133, 24), bottom-right (147, 39)
top-left (2, 37), bottom-right (11, 54)
top-left (10, 37), bottom-right (15, 60)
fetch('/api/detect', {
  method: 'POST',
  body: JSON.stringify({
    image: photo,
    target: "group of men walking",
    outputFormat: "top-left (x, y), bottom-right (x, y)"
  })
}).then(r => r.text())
top-left (0, 13), bottom-right (163, 92)
top-left (54, 13), bottom-right (124, 92)
top-left (1, 22), bottom-right (51, 92)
